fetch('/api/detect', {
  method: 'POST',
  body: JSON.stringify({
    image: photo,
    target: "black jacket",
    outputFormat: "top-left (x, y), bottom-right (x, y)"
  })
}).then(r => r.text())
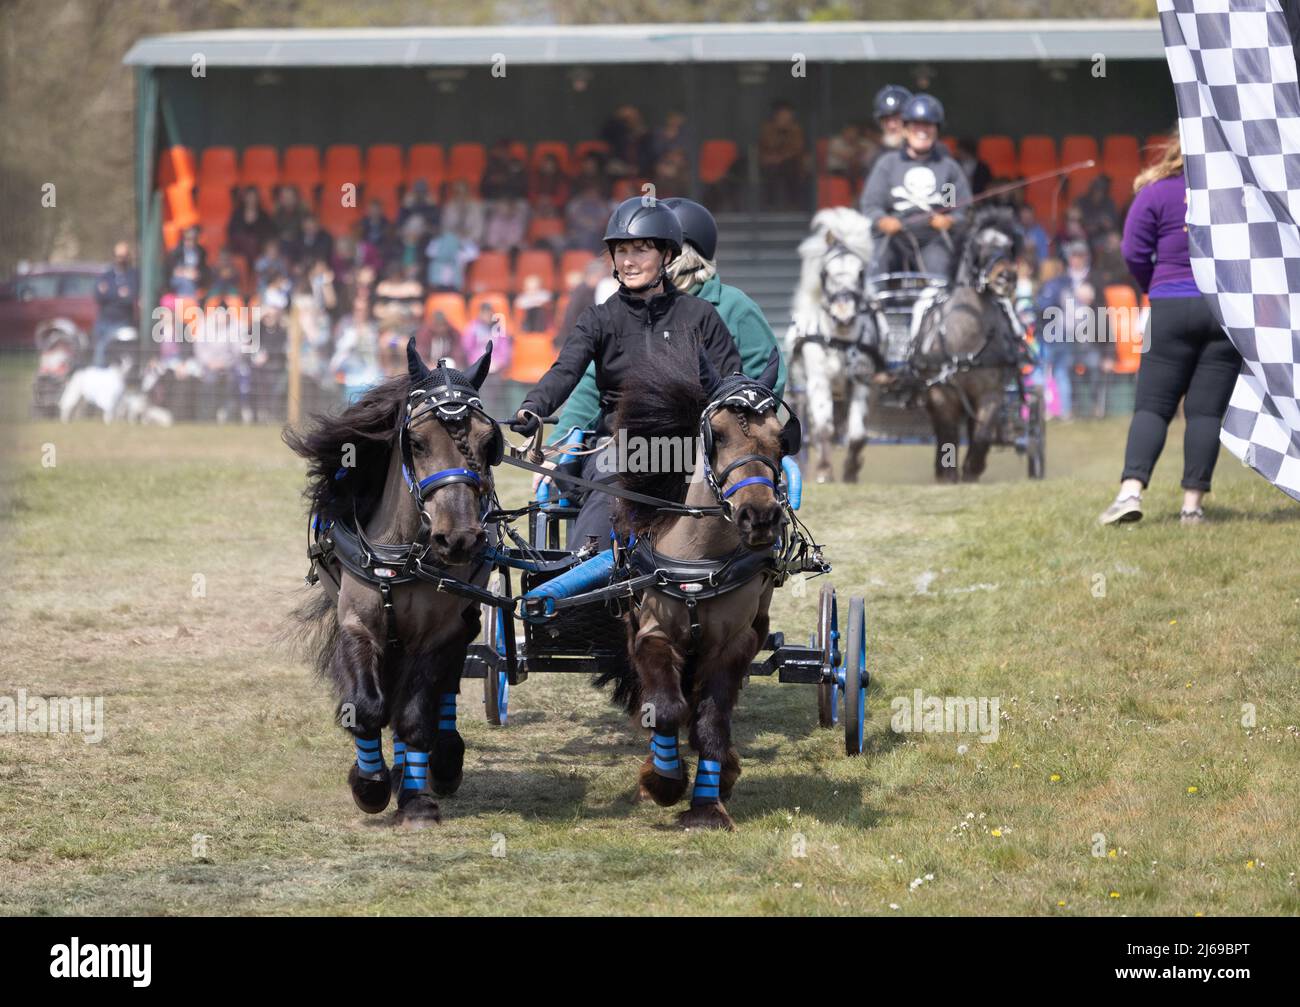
top-left (521, 281), bottom-right (742, 435)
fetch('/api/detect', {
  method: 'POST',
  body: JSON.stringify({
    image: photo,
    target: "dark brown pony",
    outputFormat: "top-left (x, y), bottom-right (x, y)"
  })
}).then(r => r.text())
top-left (285, 340), bottom-right (500, 828)
top-left (602, 346), bottom-right (788, 831)
top-left (912, 206), bottom-right (1025, 482)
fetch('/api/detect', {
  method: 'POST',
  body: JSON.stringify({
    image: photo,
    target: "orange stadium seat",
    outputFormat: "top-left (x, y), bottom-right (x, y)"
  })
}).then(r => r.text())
top-left (365, 144), bottom-right (404, 188)
top-left (467, 252), bottom-right (512, 295)
top-left (317, 195), bottom-right (360, 238)
top-left (406, 143), bottom-right (445, 190)
top-left (448, 143), bottom-right (487, 191)
top-left (531, 141), bottom-right (571, 175)
top-left (1105, 285), bottom-right (1143, 375)
top-left (366, 182), bottom-right (401, 220)
top-left (240, 145), bottom-right (280, 194)
top-left (560, 250), bottom-right (594, 279)
top-left (282, 145), bottom-right (322, 196)
top-left (507, 332), bottom-right (558, 384)
top-left (162, 222), bottom-right (181, 250)
top-left (198, 224), bottom-right (225, 259)
top-left (424, 293), bottom-right (468, 332)
top-left (506, 141), bottom-right (528, 166)
top-left (573, 140), bottom-right (610, 165)
top-left (323, 144), bottom-right (364, 186)
top-left (198, 147), bottom-right (239, 193)
top-left (468, 293), bottom-right (512, 332)
top-left (158, 146), bottom-right (196, 188)
top-left (515, 249), bottom-right (556, 292)
top-left (698, 140), bottom-right (738, 184)
top-left (552, 293), bottom-right (570, 329)
top-left (818, 174), bottom-right (852, 209)
top-left (815, 137), bottom-right (829, 171)
top-left (196, 185), bottom-right (233, 228)
top-left (977, 136), bottom-right (1017, 179)
top-left (1025, 178), bottom-right (1063, 231)
top-left (1018, 135), bottom-right (1058, 176)
top-left (527, 216), bottom-right (565, 245)
top-left (1060, 135), bottom-right (1101, 199)
top-left (1102, 134), bottom-right (1142, 207)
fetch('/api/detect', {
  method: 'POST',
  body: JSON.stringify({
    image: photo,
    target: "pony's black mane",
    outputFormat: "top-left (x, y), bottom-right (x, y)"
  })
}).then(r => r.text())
top-left (282, 375), bottom-right (409, 525)
top-left (611, 345), bottom-right (710, 535)
top-left (952, 205), bottom-right (1023, 287)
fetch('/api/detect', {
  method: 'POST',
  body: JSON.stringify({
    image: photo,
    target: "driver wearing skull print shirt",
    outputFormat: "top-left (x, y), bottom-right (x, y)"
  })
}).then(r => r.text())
top-left (858, 141), bottom-right (971, 276)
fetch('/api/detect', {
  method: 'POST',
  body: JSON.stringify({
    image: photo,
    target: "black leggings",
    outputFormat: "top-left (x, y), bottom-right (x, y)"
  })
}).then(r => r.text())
top-left (1121, 295), bottom-right (1242, 492)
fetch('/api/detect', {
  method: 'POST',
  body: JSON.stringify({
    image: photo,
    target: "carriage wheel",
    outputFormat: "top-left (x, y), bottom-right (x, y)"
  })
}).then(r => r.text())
top-left (842, 597), bottom-right (867, 757)
top-left (815, 585), bottom-right (840, 728)
top-left (482, 603), bottom-right (510, 726)
top-left (1026, 388), bottom-right (1046, 480)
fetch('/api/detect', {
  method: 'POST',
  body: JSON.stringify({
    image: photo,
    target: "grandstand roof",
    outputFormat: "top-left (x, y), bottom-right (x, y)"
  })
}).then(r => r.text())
top-left (124, 19), bottom-right (1163, 68)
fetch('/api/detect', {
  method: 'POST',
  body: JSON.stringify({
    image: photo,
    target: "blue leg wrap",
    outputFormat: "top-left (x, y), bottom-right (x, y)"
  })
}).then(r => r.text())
top-left (651, 731), bottom-right (682, 779)
top-left (692, 758), bottom-right (722, 805)
top-left (402, 749), bottom-right (430, 792)
top-left (354, 734), bottom-right (385, 774)
top-left (438, 694), bottom-right (457, 732)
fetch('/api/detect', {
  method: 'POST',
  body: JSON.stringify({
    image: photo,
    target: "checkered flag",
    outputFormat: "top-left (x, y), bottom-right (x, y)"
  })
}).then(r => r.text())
top-left (1160, 0), bottom-right (1300, 501)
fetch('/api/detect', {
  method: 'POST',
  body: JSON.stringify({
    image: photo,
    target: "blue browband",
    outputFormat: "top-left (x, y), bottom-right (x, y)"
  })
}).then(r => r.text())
top-left (403, 465), bottom-right (483, 495)
top-left (722, 475), bottom-right (776, 500)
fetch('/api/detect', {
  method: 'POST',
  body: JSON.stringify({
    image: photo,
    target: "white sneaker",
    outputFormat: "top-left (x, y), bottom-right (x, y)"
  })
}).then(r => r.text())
top-left (1098, 493), bottom-right (1143, 526)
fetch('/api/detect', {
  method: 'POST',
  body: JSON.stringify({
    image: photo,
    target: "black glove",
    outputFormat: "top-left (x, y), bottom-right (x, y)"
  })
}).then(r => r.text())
top-left (510, 409), bottom-right (540, 436)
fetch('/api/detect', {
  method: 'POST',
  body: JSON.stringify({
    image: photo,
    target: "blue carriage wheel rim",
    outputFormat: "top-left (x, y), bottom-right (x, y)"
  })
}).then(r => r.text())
top-left (832, 682), bottom-right (840, 726)
top-left (498, 671), bottom-right (509, 724)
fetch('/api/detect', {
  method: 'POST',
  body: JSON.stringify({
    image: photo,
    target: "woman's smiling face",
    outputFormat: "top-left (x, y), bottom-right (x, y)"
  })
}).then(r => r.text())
top-left (610, 239), bottom-right (668, 288)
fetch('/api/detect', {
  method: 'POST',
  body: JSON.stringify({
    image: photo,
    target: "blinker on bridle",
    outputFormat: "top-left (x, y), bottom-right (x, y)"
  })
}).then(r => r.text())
top-left (699, 379), bottom-right (800, 514)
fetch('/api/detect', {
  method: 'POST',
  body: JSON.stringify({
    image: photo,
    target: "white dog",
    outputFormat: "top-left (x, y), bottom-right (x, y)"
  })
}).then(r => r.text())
top-left (59, 359), bottom-right (132, 423)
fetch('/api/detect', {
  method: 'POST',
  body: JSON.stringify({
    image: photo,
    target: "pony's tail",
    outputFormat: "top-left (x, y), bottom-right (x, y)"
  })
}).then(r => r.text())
top-left (593, 614), bottom-right (642, 716)
top-left (281, 587), bottom-right (339, 681)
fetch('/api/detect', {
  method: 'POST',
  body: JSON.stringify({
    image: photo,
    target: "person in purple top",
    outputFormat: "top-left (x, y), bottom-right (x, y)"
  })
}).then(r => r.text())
top-left (1098, 132), bottom-right (1243, 527)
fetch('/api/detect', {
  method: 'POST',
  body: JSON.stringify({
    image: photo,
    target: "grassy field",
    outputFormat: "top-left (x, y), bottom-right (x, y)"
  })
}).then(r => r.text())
top-left (1, 357), bottom-right (1298, 915)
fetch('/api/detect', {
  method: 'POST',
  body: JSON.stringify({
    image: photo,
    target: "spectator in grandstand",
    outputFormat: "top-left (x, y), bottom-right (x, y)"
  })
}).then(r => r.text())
top-left (572, 152), bottom-right (609, 199)
top-left (1075, 175), bottom-right (1121, 244)
top-left (227, 186), bottom-right (274, 267)
top-left (425, 226), bottom-right (479, 293)
top-left (1090, 229), bottom-right (1135, 297)
top-left (953, 138), bottom-right (993, 195)
top-left (564, 183), bottom-right (611, 251)
top-left (393, 216), bottom-right (430, 281)
top-left (193, 303), bottom-right (250, 424)
top-left (91, 241), bottom-right (139, 366)
top-left (374, 260), bottom-right (425, 337)
top-left (484, 195), bottom-right (531, 253)
top-left (530, 152), bottom-right (571, 215)
top-left (250, 304), bottom-right (288, 422)
top-left (758, 99), bottom-right (808, 210)
top-left (272, 185), bottom-right (307, 249)
top-left (653, 111), bottom-right (689, 169)
top-left (1055, 206), bottom-right (1090, 258)
top-left (441, 179), bottom-right (486, 246)
top-left (165, 227), bottom-right (209, 299)
top-left (653, 148), bottom-right (690, 198)
top-left (556, 257), bottom-right (608, 352)
top-left (515, 273), bottom-right (554, 334)
top-left (290, 213), bottom-right (333, 270)
top-left (330, 289), bottom-right (383, 402)
top-left (419, 309), bottom-right (462, 368)
top-left (601, 105), bottom-right (654, 179)
top-left (359, 198), bottom-right (392, 255)
top-left (254, 240), bottom-right (288, 293)
top-left (205, 251), bottom-right (243, 303)
top-left (1035, 239), bottom-right (1096, 421)
top-left (481, 139), bottom-right (529, 201)
top-left (826, 122), bottom-right (865, 180)
top-left (1017, 204), bottom-right (1050, 265)
top-left (397, 178), bottom-right (440, 234)
top-left (461, 299), bottom-right (513, 418)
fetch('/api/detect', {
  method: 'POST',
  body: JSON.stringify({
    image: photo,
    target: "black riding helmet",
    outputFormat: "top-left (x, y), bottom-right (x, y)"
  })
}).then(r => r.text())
top-left (873, 84), bottom-right (913, 122)
top-left (603, 196), bottom-right (683, 292)
top-left (902, 93), bottom-right (945, 126)
top-left (661, 197), bottom-right (718, 261)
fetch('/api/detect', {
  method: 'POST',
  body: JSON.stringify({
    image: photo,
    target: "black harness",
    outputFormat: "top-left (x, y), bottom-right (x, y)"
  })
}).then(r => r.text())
top-left (305, 363), bottom-right (506, 662)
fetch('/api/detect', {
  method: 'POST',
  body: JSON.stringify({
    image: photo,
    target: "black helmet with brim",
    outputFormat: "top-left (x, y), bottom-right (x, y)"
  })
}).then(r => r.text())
top-left (661, 197), bottom-right (718, 261)
top-left (603, 196), bottom-right (684, 255)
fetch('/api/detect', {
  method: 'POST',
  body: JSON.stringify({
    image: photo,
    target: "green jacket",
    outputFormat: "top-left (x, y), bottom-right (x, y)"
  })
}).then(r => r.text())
top-left (549, 273), bottom-right (787, 443)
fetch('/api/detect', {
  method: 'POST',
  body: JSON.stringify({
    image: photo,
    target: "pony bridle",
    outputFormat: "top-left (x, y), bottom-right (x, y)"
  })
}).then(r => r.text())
top-left (398, 361), bottom-right (494, 543)
top-left (973, 229), bottom-right (1017, 298)
top-left (699, 379), bottom-right (802, 518)
top-left (820, 245), bottom-right (868, 324)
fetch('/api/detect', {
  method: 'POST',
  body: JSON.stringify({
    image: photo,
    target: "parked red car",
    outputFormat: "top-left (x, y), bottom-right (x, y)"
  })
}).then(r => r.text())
top-left (0, 262), bottom-right (107, 348)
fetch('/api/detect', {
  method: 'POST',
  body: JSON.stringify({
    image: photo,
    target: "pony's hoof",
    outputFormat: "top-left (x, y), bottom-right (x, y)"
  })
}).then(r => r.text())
top-left (349, 763), bottom-right (392, 815)
top-left (677, 802), bottom-right (735, 831)
top-left (637, 755), bottom-right (689, 807)
top-left (432, 731), bottom-right (465, 797)
top-left (394, 794), bottom-right (442, 829)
